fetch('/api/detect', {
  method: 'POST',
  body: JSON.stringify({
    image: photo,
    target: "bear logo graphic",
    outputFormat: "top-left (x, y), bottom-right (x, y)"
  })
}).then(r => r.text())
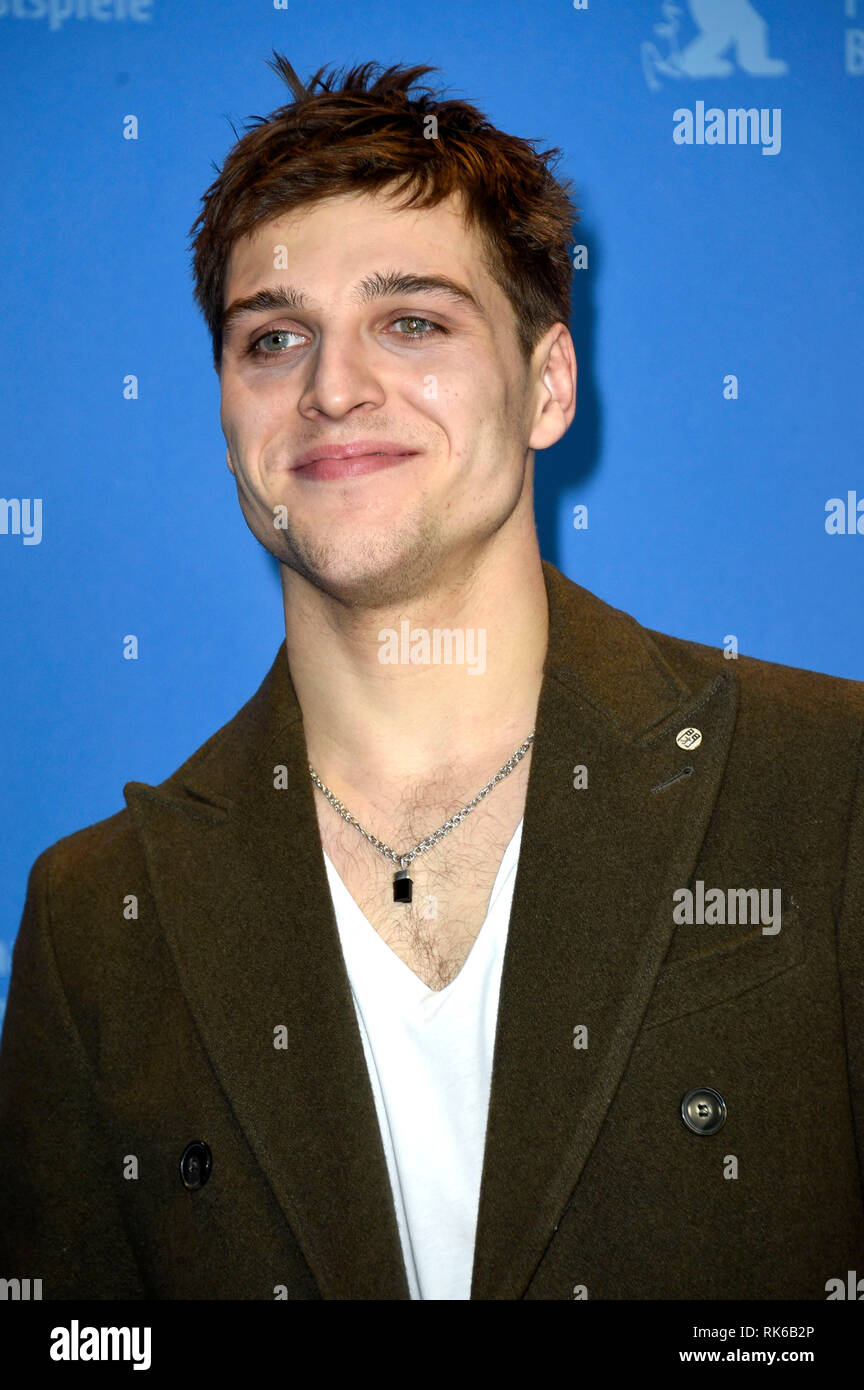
top-left (643, 0), bottom-right (788, 91)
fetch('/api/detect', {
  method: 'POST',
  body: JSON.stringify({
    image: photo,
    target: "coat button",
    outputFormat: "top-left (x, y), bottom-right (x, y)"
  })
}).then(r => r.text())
top-left (680, 1087), bottom-right (727, 1135)
top-left (179, 1140), bottom-right (212, 1190)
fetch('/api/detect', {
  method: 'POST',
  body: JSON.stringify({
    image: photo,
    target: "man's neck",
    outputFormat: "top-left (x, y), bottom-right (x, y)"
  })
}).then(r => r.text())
top-left (280, 536), bottom-right (549, 795)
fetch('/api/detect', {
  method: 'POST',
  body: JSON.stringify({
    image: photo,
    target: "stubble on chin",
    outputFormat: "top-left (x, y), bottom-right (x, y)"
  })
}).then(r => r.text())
top-left (276, 511), bottom-right (448, 612)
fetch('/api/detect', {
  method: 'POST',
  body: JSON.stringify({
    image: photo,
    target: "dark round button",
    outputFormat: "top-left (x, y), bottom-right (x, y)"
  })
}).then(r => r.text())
top-left (681, 1087), bottom-right (727, 1135)
top-left (179, 1140), bottom-right (212, 1190)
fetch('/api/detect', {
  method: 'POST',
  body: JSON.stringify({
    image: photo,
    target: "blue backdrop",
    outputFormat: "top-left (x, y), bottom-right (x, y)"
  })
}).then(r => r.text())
top-left (1, 0), bottom-right (862, 1027)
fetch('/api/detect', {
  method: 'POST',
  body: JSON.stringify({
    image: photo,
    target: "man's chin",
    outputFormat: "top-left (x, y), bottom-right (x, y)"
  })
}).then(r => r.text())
top-left (279, 534), bottom-right (443, 611)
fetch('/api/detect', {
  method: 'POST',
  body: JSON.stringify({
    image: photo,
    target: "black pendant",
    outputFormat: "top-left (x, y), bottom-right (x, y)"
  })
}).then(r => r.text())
top-left (393, 869), bottom-right (413, 904)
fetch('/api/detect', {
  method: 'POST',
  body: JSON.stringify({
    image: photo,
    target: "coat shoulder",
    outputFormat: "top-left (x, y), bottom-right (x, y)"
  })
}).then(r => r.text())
top-left (644, 624), bottom-right (864, 734)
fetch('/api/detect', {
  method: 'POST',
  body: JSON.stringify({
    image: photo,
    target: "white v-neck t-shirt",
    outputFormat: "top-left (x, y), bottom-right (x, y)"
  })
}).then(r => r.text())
top-left (322, 817), bottom-right (524, 1301)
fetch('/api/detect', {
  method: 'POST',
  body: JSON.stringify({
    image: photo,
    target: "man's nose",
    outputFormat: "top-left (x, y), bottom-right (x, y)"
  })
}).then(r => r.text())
top-left (297, 329), bottom-right (388, 417)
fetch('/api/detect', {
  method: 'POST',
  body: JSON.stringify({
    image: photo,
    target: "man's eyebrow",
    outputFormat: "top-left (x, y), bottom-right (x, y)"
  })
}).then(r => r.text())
top-left (221, 270), bottom-right (486, 342)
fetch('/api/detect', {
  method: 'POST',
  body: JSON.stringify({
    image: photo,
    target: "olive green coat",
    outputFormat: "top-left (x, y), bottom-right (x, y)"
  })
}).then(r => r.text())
top-left (2, 560), bottom-right (863, 1298)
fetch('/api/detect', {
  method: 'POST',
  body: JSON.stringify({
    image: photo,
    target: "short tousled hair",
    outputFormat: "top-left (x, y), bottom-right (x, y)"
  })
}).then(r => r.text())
top-left (188, 53), bottom-right (580, 372)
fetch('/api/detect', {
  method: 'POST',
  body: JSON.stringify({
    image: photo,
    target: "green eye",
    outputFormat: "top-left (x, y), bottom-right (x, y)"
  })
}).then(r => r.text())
top-left (391, 316), bottom-right (445, 337)
top-left (247, 316), bottom-right (449, 361)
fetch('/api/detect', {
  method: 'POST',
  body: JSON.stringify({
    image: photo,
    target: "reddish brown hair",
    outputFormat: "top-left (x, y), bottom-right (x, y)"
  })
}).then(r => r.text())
top-left (188, 54), bottom-right (580, 371)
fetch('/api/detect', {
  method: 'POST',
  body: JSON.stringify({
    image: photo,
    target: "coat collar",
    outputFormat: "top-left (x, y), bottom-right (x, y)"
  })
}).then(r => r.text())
top-left (124, 560), bottom-right (738, 1299)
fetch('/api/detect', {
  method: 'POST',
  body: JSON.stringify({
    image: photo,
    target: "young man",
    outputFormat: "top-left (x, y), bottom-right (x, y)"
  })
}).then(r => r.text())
top-left (1, 56), bottom-right (862, 1301)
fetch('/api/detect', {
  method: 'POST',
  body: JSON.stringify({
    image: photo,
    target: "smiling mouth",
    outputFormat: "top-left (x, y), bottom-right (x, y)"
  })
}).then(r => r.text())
top-left (293, 451), bottom-right (418, 480)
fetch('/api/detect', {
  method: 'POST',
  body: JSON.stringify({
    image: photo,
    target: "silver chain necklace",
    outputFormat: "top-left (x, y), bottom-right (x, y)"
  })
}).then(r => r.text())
top-left (309, 729), bottom-right (535, 904)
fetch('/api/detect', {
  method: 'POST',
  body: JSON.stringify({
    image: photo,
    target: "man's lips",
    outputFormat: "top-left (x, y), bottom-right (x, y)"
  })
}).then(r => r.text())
top-left (291, 442), bottom-right (419, 481)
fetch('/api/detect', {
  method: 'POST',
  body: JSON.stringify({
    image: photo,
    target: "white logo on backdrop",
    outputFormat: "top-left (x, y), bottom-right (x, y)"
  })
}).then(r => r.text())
top-left (643, 0), bottom-right (788, 90)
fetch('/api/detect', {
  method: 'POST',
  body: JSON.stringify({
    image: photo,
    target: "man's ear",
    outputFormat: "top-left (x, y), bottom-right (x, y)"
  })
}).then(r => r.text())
top-left (528, 325), bottom-right (577, 453)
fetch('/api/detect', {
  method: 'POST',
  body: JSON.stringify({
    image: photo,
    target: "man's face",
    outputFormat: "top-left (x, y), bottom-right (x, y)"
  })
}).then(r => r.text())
top-left (218, 187), bottom-right (570, 607)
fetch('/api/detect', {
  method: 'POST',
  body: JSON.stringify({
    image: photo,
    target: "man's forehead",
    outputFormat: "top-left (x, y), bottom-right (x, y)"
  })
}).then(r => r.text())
top-left (248, 185), bottom-right (472, 240)
top-left (224, 187), bottom-right (489, 296)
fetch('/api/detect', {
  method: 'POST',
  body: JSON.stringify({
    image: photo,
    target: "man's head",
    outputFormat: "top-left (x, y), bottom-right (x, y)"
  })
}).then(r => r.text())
top-left (188, 56), bottom-right (579, 607)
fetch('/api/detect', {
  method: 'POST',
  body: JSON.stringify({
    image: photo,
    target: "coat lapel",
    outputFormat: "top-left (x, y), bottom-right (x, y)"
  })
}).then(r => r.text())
top-left (124, 560), bottom-right (738, 1301)
top-left (469, 563), bottom-right (738, 1297)
top-left (124, 648), bottom-right (412, 1299)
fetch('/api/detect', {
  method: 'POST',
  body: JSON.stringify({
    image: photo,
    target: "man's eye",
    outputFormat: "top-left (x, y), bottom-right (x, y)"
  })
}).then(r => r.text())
top-left (248, 329), bottom-right (303, 358)
top-left (389, 316), bottom-right (447, 339)
top-left (246, 316), bottom-right (447, 360)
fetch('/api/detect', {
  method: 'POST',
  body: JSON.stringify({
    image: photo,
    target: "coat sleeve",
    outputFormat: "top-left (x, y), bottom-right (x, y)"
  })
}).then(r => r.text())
top-left (837, 722), bottom-right (864, 1203)
top-left (0, 848), bottom-right (146, 1298)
